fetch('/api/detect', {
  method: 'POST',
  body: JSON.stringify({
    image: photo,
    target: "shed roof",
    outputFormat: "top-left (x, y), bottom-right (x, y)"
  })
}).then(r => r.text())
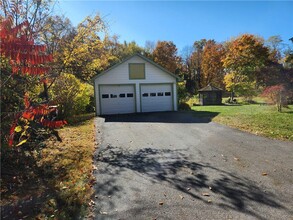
top-left (92, 53), bottom-right (182, 81)
top-left (198, 84), bottom-right (222, 92)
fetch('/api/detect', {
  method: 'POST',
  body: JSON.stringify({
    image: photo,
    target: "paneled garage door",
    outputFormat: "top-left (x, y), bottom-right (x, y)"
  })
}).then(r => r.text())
top-left (141, 84), bottom-right (173, 112)
top-left (100, 85), bottom-right (135, 115)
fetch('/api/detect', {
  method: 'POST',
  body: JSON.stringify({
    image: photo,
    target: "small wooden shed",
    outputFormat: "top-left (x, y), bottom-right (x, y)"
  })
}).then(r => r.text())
top-left (198, 84), bottom-right (222, 105)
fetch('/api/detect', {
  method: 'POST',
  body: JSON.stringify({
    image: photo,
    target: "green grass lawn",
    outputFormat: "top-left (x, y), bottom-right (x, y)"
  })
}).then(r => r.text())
top-left (191, 104), bottom-right (293, 141)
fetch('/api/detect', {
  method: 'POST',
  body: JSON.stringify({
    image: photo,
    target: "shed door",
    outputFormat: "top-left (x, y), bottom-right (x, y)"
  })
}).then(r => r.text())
top-left (141, 84), bottom-right (173, 112)
top-left (100, 85), bottom-right (135, 115)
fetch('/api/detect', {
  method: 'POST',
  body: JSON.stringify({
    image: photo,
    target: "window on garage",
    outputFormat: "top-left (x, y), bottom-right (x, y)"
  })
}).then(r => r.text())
top-left (129, 63), bottom-right (145, 79)
top-left (110, 94), bottom-right (117, 98)
top-left (142, 93), bottom-right (149, 97)
top-left (150, 93), bottom-right (156, 97)
top-left (157, 92), bottom-right (163, 96)
top-left (127, 93), bottom-right (134, 97)
top-left (119, 94), bottom-right (126, 98)
top-left (165, 92), bottom-right (171, 96)
top-left (102, 94), bottom-right (109, 98)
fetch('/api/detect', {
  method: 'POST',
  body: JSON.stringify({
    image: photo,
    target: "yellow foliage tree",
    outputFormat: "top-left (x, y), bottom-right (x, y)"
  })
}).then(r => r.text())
top-left (50, 73), bottom-right (93, 117)
top-left (224, 72), bottom-right (257, 101)
top-left (62, 14), bottom-right (118, 82)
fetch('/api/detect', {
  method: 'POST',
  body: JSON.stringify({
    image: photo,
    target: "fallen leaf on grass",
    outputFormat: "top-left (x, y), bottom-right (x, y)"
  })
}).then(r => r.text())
top-left (209, 186), bottom-right (212, 190)
top-left (262, 172), bottom-right (268, 176)
top-left (187, 188), bottom-right (191, 191)
top-left (202, 192), bottom-right (210, 196)
top-left (234, 157), bottom-right (240, 161)
top-left (159, 202), bottom-right (164, 205)
top-left (208, 200), bottom-right (212, 203)
top-left (100, 211), bottom-right (108, 215)
top-left (179, 195), bottom-right (184, 200)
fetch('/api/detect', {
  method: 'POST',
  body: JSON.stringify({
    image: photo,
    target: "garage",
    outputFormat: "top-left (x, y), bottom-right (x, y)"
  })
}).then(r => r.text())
top-left (141, 84), bottom-right (173, 112)
top-left (93, 53), bottom-right (180, 115)
top-left (100, 85), bottom-right (135, 115)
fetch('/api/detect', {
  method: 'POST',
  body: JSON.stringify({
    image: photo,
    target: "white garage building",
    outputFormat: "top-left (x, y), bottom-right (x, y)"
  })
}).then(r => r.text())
top-left (93, 53), bottom-right (180, 115)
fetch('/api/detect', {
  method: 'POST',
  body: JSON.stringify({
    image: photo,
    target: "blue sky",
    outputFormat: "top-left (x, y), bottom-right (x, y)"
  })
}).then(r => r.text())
top-left (57, 1), bottom-right (293, 52)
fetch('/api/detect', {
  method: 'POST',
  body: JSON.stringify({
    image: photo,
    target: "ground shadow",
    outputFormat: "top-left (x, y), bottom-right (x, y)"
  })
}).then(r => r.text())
top-left (94, 145), bottom-right (290, 219)
top-left (101, 111), bottom-right (219, 123)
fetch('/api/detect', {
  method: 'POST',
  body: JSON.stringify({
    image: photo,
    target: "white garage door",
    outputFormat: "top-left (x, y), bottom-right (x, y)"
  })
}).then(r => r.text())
top-left (141, 84), bottom-right (173, 112)
top-left (100, 85), bottom-right (135, 115)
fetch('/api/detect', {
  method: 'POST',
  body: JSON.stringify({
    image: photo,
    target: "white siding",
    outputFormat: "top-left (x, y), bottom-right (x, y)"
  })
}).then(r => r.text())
top-left (141, 84), bottom-right (173, 112)
top-left (94, 55), bottom-right (178, 115)
top-left (100, 85), bottom-right (135, 115)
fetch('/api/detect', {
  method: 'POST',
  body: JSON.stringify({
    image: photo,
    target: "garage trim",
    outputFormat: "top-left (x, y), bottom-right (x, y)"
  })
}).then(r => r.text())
top-left (139, 83), bottom-right (174, 112)
top-left (98, 84), bottom-right (137, 115)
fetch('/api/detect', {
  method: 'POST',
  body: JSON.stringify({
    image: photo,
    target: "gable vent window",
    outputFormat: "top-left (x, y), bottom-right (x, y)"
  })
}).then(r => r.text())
top-left (129, 63), bottom-right (145, 79)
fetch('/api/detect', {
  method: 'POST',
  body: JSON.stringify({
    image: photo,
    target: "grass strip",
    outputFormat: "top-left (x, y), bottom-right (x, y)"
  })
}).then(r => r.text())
top-left (191, 105), bottom-right (293, 141)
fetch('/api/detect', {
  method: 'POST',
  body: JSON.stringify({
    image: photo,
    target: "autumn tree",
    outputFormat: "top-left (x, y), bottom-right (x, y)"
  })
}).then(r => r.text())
top-left (1, 4), bottom-right (66, 147)
top-left (224, 72), bottom-right (257, 101)
top-left (223, 34), bottom-right (269, 78)
top-left (261, 85), bottom-right (287, 112)
top-left (201, 40), bottom-right (225, 88)
top-left (115, 40), bottom-right (144, 60)
top-left (62, 14), bottom-right (116, 82)
top-left (50, 73), bottom-right (93, 118)
top-left (40, 15), bottom-right (75, 55)
top-left (222, 34), bottom-right (269, 100)
top-left (153, 41), bottom-right (182, 74)
top-left (1, 0), bottom-right (54, 40)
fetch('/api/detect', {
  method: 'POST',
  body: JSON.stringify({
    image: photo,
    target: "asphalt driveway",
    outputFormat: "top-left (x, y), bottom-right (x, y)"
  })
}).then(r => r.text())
top-left (92, 112), bottom-right (293, 220)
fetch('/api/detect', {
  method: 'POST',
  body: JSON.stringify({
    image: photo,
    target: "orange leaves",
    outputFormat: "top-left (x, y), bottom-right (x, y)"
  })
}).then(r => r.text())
top-left (201, 40), bottom-right (225, 88)
top-left (222, 34), bottom-right (269, 75)
top-left (153, 41), bottom-right (181, 73)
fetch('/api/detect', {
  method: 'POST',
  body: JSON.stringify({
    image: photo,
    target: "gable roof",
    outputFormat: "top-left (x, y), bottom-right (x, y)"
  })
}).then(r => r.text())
top-left (92, 53), bottom-right (182, 81)
top-left (198, 84), bottom-right (222, 92)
